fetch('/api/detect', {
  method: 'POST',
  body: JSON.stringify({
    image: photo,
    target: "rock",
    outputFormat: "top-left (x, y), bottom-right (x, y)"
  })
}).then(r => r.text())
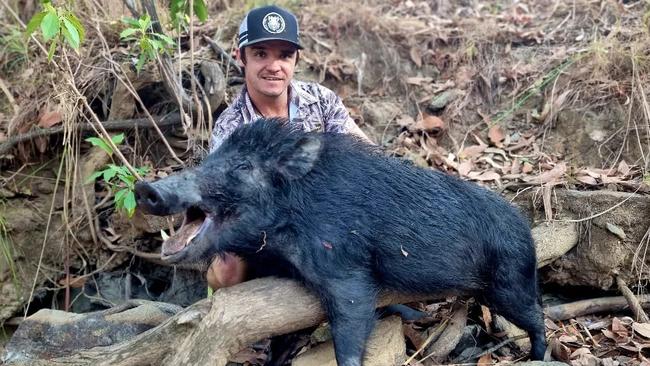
top-left (532, 222), bottom-right (578, 267)
top-left (292, 316), bottom-right (405, 366)
top-left (427, 89), bottom-right (462, 112)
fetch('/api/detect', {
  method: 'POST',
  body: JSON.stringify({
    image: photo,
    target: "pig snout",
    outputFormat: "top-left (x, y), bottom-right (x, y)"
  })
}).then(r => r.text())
top-left (135, 181), bottom-right (173, 216)
top-left (135, 173), bottom-right (203, 216)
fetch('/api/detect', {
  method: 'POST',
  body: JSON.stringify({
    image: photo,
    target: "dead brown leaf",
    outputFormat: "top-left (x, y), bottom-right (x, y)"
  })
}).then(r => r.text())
top-left (633, 322), bottom-right (650, 339)
top-left (477, 353), bottom-right (493, 365)
top-left (481, 305), bottom-right (493, 334)
top-left (570, 347), bottom-right (591, 358)
top-left (469, 170), bottom-right (501, 182)
top-left (403, 324), bottom-right (426, 349)
top-left (618, 160), bottom-right (631, 176)
top-left (550, 337), bottom-right (572, 361)
top-left (523, 163), bottom-right (567, 185)
top-left (406, 76), bottom-right (433, 86)
top-left (511, 159), bottom-right (521, 174)
top-left (559, 334), bottom-right (579, 343)
top-left (38, 110), bottom-right (63, 128)
top-left (409, 46), bottom-right (422, 68)
top-left (522, 162), bottom-right (534, 173)
top-left (458, 161), bottom-right (473, 177)
top-left (576, 175), bottom-right (598, 185)
top-left (488, 125), bottom-right (505, 147)
top-left (396, 114), bottom-right (415, 128)
top-left (413, 115), bottom-right (445, 134)
top-left (459, 145), bottom-right (486, 159)
top-left (57, 275), bottom-right (87, 288)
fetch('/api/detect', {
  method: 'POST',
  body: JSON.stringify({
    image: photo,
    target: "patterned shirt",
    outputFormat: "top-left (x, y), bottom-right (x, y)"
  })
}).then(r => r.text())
top-left (209, 80), bottom-right (359, 152)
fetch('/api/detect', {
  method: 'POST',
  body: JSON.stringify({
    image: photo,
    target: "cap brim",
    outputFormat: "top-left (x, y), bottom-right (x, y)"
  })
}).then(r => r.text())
top-left (241, 37), bottom-right (303, 49)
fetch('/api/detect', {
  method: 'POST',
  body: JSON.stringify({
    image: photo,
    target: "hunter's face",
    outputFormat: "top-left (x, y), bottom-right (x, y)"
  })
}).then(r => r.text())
top-left (240, 40), bottom-right (298, 99)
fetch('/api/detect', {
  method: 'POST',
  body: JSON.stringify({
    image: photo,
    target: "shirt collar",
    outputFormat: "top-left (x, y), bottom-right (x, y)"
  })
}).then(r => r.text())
top-left (239, 80), bottom-right (318, 122)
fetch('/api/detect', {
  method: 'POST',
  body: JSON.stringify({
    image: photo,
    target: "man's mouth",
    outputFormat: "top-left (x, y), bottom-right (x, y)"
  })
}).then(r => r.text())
top-left (161, 206), bottom-right (217, 261)
top-left (261, 76), bottom-right (283, 81)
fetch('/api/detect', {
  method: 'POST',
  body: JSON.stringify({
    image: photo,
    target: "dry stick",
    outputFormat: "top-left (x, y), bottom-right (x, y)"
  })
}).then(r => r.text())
top-left (452, 334), bottom-right (529, 364)
top-left (616, 276), bottom-right (650, 323)
top-left (545, 294), bottom-right (650, 321)
top-left (24, 155), bottom-right (65, 318)
top-left (0, 114), bottom-right (182, 155)
top-left (3, 2), bottom-right (146, 183)
top-left (111, 62), bottom-right (184, 164)
top-left (90, 21), bottom-right (184, 165)
top-left (0, 77), bottom-right (19, 115)
top-left (203, 35), bottom-right (242, 75)
top-left (402, 318), bottom-right (449, 365)
top-left (93, 216), bottom-right (165, 263)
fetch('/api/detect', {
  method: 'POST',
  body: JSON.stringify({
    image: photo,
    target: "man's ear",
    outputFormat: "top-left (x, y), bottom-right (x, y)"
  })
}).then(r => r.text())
top-left (235, 48), bottom-right (245, 67)
top-left (276, 136), bottom-right (321, 180)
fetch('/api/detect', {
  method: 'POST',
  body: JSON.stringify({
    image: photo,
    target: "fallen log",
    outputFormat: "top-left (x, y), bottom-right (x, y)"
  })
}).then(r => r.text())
top-left (2, 278), bottom-right (433, 366)
top-left (545, 294), bottom-right (650, 321)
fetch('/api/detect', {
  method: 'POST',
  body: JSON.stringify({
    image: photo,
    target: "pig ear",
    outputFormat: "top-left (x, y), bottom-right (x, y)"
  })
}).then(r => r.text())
top-left (277, 136), bottom-right (321, 180)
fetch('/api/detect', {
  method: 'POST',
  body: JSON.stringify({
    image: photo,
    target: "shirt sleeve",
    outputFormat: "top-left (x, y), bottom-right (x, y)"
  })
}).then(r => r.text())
top-left (209, 106), bottom-right (243, 153)
top-left (318, 84), bottom-right (359, 134)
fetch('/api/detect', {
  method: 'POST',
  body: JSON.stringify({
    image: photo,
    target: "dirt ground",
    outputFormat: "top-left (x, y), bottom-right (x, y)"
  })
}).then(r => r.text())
top-left (1, 0), bottom-right (650, 365)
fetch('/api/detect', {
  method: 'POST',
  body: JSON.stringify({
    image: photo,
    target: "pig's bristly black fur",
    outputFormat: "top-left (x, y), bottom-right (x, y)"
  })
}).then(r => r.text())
top-left (137, 118), bottom-right (547, 366)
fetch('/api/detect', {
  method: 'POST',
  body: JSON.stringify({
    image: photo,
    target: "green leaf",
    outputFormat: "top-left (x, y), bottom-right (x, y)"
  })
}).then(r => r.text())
top-left (119, 27), bottom-right (138, 39)
top-left (136, 53), bottom-right (147, 73)
top-left (62, 18), bottom-right (80, 49)
top-left (111, 133), bottom-right (125, 145)
top-left (43, 2), bottom-right (56, 13)
top-left (85, 136), bottom-right (113, 155)
top-left (138, 14), bottom-right (151, 30)
top-left (85, 170), bottom-right (103, 184)
top-left (47, 37), bottom-right (58, 62)
top-left (25, 11), bottom-right (47, 37)
top-left (103, 167), bottom-right (117, 182)
top-left (117, 173), bottom-right (135, 187)
top-left (149, 39), bottom-right (164, 51)
top-left (114, 188), bottom-right (129, 204)
top-left (65, 13), bottom-right (85, 43)
top-left (41, 11), bottom-right (60, 41)
top-left (136, 166), bottom-right (150, 175)
top-left (121, 17), bottom-right (141, 28)
top-left (194, 0), bottom-right (208, 22)
top-left (123, 191), bottom-right (137, 217)
top-left (156, 33), bottom-right (175, 47)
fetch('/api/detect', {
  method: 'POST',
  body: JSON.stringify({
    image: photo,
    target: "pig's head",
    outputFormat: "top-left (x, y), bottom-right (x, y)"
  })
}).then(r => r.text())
top-left (135, 119), bottom-right (322, 266)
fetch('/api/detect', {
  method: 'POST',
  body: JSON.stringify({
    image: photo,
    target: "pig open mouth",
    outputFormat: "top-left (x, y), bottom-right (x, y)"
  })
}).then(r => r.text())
top-left (161, 206), bottom-right (219, 262)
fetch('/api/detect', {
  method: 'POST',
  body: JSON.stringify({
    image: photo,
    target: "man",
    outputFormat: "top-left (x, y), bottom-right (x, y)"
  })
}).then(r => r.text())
top-left (207, 5), bottom-right (371, 289)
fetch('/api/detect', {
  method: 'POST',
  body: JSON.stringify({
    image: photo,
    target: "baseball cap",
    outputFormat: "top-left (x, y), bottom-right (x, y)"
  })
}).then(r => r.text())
top-left (238, 5), bottom-right (303, 49)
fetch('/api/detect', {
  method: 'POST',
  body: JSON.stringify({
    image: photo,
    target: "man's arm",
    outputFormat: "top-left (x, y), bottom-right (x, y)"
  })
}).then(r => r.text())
top-left (318, 85), bottom-right (374, 144)
top-left (209, 106), bottom-right (244, 153)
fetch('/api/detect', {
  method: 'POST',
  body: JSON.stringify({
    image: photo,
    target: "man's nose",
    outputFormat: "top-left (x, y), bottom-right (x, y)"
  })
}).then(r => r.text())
top-left (265, 58), bottom-right (282, 72)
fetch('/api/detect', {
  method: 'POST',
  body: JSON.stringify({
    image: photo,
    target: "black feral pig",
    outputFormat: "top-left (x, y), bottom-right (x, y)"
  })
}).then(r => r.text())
top-left (135, 118), bottom-right (546, 366)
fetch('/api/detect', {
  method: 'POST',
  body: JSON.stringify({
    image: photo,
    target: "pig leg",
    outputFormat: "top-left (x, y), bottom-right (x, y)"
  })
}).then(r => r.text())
top-left (487, 265), bottom-right (547, 360)
top-left (317, 276), bottom-right (378, 366)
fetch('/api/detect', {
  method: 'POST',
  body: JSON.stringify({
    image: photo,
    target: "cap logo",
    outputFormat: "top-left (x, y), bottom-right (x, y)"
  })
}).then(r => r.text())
top-left (262, 12), bottom-right (285, 34)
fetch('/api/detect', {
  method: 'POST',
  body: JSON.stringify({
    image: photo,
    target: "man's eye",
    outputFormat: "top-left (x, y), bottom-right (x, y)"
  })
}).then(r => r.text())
top-left (254, 51), bottom-right (265, 58)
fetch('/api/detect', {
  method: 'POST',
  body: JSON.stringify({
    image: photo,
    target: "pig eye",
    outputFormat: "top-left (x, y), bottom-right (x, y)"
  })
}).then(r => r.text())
top-left (234, 161), bottom-right (252, 171)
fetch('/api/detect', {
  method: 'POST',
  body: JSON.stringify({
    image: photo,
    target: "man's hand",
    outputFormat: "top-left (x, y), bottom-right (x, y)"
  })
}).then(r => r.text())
top-left (207, 253), bottom-right (248, 290)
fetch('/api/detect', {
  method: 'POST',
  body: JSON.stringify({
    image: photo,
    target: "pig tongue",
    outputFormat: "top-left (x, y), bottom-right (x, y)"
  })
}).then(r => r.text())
top-left (162, 219), bottom-right (203, 256)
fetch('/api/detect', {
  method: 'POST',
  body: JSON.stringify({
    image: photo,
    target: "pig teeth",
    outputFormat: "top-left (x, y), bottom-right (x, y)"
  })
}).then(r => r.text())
top-left (186, 227), bottom-right (200, 245)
